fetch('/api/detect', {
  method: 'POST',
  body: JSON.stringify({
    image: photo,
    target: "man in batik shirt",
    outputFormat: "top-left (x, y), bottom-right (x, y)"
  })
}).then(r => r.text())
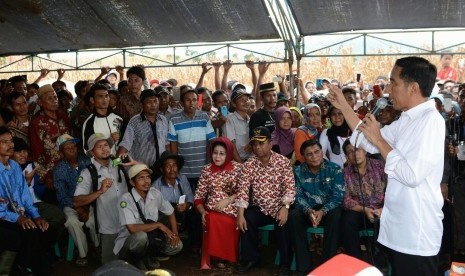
top-left (289, 139), bottom-right (344, 275)
top-left (29, 84), bottom-right (70, 197)
top-left (235, 126), bottom-right (295, 275)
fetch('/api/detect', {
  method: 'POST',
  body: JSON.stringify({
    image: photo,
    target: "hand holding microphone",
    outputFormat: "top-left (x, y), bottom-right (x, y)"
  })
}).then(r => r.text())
top-left (358, 97), bottom-right (388, 146)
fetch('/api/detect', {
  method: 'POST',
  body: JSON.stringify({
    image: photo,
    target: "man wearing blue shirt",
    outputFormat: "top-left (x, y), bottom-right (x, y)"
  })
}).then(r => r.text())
top-left (53, 134), bottom-right (96, 266)
top-left (0, 126), bottom-right (52, 275)
top-left (289, 140), bottom-right (344, 275)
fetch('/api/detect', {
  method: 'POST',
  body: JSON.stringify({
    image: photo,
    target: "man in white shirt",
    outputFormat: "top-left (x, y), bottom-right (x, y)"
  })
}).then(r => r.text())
top-left (74, 133), bottom-right (129, 264)
top-left (328, 56), bottom-right (444, 275)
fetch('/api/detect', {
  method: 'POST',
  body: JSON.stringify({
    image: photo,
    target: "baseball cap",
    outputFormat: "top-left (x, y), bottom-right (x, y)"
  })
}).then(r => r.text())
top-left (128, 164), bottom-right (153, 179)
top-left (231, 84), bottom-right (250, 102)
top-left (249, 126), bottom-right (271, 144)
top-left (140, 89), bottom-right (159, 103)
top-left (56, 134), bottom-right (80, 149)
top-left (167, 78), bottom-right (178, 87)
top-left (154, 86), bottom-right (171, 95)
top-left (276, 92), bottom-right (290, 103)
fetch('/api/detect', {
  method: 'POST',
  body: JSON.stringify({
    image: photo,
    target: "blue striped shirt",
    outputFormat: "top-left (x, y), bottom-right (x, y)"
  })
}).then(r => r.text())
top-left (168, 110), bottom-right (216, 178)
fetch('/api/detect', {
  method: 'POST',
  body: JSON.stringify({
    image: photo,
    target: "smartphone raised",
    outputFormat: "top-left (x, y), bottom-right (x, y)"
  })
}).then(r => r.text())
top-left (197, 94), bottom-right (203, 109)
top-left (220, 105), bottom-right (228, 117)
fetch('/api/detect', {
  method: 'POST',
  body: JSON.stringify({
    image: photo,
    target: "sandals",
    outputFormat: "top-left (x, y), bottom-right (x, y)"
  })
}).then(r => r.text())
top-left (75, 258), bottom-right (88, 266)
top-left (216, 261), bottom-right (226, 269)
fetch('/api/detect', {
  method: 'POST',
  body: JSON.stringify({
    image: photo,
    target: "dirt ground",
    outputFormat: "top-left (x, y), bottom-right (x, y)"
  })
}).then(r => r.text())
top-left (51, 242), bottom-right (281, 276)
top-left (32, 235), bottom-right (456, 276)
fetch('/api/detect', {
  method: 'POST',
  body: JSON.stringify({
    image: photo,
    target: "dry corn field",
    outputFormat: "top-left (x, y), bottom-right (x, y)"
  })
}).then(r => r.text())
top-left (1, 46), bottom-right (465, 89)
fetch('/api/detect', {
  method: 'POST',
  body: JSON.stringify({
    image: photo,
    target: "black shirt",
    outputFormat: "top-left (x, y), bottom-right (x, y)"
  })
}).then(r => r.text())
top-left (249, 108), bottom-right (275, 136)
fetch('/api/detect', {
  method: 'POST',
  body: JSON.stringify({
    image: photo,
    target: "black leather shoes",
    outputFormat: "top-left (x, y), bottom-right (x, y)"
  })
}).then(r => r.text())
top-left (274, 266), bottom-right (291, 276)
top-left (236, 261), bottom-right (258, 273)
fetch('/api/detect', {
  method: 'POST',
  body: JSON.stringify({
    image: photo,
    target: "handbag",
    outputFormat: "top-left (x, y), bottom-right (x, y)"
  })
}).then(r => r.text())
top-left (129, 191), bottom-right (166, 253)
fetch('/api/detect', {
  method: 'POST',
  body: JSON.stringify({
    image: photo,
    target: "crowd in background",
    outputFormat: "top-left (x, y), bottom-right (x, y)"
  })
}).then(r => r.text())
top-left (0, 54), bottom-right (464, 275)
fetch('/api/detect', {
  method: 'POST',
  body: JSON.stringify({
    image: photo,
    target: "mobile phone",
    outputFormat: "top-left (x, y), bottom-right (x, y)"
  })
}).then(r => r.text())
top-left (272, 76), bottom-right (283, 83)
top-left (443, 93), bottom-right (452, 112)
top-left (197, 94), bottom-right (203, 108)
top-left (316, 79), bottom-right (323, 88)
top-left (459, 59), bottom-right (465, 68)
top-left (221, 106), bottom-right (228, 117)
top-left (178, 195), bottom-right (186, 204)
top-left (373, 85), bottom-right (382, 98)
top-left (356, 73), bottom-right (361, 82)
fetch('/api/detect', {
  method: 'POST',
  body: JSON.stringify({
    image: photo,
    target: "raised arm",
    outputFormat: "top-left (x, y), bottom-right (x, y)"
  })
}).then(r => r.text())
top-left (115, 65), bottom-right (125, 81)
top-left (221, 60), bottom-right (233, 91)
top-left (196, 62), bottom-right (212, 89)
top-left (33, 69), bottom-right (50, 84)
top-left (94, 66), bottom-right (110, 83)
top-left (245, 60), bottom-right (257, 90)
top-left (57, 68), bottom-right (65, 81)
top-left (212, 62), bottom-right (222, 90)
top-left (255, 61), bottom-right (271, 108)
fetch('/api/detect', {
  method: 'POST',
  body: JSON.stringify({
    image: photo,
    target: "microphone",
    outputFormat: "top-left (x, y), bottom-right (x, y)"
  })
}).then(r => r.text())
top-left (370, 97), bottom-right (388, 117)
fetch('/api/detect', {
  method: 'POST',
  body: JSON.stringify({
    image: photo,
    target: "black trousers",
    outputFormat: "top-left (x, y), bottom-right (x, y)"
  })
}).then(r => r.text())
top-left (289, 207), bottom-right (342, 273)
top-left (381, 244), bottom-right (438, 276)
top-left (453, 177), bottom-right (465, 250)
top-left (0, 221), bottom-right (21, 252)
top-left (240, 206), bottom-right (292, 267)
top-left (0, 220), bottom-right (54, 275)
top-left (340, 210), bottom-right (374, 259)
top-left (181, 177), bottom-right (202, 250)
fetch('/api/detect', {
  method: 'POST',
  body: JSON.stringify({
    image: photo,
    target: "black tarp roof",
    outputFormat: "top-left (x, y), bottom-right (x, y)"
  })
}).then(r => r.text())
top-left (1, 0), bottom-right (464, 56)
top-left (287, 0), bottom-right (465, 36)
top-left (0, 0), bottom-right (279, 55)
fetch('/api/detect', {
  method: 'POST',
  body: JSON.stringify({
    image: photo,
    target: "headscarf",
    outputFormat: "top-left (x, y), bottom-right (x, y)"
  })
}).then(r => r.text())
top-left (289, 107), bottom-right (303, 121)
top-left (326, 106), bottom-right (351, 155)
top-left (297, 103), bottom-right (321, 140)
top-left (271, 106), bottom-right (296, 156)
top-left (210, 137), bottom-right (235, 173)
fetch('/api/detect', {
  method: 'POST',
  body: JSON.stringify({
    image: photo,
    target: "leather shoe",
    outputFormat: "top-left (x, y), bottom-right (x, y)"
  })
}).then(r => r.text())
top-left (236, 261), bottom-right (258, 273)
top-left (274, 266), bottom-right (291, 276)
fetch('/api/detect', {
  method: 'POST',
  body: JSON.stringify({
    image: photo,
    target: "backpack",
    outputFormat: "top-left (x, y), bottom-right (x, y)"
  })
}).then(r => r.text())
top-left (79, 163), bottom-right (130, 232)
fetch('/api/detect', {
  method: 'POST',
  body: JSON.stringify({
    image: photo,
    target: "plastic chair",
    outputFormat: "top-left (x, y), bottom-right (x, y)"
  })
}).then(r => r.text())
top-left (53, 235), bottom-right (75, 262)
top-left (257, 224), bottom-right (281, 266)
top-left (359, 228), bottom-right (374, 237)
top-left (258, 224), bottom-right (275, 246)
top-left (289, 228), bottom-right (374, 271)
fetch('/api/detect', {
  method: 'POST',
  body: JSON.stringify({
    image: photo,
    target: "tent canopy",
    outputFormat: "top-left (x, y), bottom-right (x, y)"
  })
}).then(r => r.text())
top-left (0, 0), bottom-right (278, 55)
top-left (0, 0), bottom-right (464, 56)
top-left (288, 0), bottom-right (465, 36)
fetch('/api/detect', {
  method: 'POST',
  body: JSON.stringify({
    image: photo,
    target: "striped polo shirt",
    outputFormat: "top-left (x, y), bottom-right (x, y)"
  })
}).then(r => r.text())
top-left (168, 110), bottom-right (216, 178)
top-left (119, 113), bottom-right (169, 167)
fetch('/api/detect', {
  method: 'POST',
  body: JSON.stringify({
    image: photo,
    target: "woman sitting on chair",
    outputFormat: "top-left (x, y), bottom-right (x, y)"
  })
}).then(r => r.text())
top-left (194, 137), bottom-right (241, 269)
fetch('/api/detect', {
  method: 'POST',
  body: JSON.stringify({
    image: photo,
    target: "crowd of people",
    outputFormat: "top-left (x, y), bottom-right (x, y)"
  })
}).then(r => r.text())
top-left (0, 54), bottom-right (464, 276)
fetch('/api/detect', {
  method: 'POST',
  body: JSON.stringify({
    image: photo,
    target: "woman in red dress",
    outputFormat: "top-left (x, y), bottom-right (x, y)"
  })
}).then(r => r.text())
top-left (194, 137), bottom-right (241, 269)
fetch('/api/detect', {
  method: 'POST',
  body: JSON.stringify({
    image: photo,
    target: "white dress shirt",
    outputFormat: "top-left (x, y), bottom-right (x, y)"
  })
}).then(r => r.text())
top-left (351, 99), bottom-right (444, 256)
